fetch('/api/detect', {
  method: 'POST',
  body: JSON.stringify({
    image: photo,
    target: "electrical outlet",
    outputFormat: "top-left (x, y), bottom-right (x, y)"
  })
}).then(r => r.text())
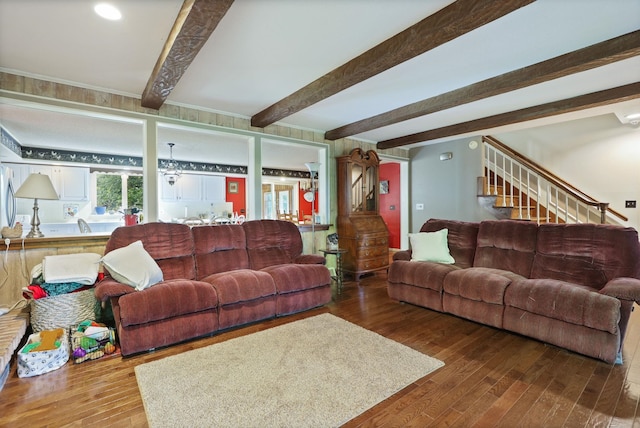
top-left (416, 203), bottom-right (424, 210)
top-left (625, 200), bottom-right (636, 208)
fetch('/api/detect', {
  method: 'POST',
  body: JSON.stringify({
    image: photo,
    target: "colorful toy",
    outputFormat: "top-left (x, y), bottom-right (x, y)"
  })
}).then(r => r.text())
top-left (70, 319), bottom-right (117, 363)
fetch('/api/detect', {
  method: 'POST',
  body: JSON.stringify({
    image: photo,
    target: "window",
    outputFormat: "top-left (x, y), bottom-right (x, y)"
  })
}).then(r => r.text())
top-left (96, 172), bottom-right (143, 213)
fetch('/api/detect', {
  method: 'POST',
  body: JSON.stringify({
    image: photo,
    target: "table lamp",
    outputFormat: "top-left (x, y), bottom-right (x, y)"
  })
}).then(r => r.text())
top-left (15, 173), bottom-right (59, 238)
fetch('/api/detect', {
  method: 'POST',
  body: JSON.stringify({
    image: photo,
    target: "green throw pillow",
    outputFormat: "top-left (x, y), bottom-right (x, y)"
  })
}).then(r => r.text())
top-left (408, 228), bottom-right (455, 264)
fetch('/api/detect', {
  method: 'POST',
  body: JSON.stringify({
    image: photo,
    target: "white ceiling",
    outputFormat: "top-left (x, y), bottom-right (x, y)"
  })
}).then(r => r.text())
top-left (0, 0), bottom-right (639, 168)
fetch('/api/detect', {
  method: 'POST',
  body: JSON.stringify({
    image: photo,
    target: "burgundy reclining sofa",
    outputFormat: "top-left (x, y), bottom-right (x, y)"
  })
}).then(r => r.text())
top-left (388, 219), bottom-right (640, 364)
top-left (96, 220), bottom-right (331, 356)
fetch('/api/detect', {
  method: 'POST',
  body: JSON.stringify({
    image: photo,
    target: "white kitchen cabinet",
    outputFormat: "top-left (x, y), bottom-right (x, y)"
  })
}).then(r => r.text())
top-left (30, 165), bottom-right (89, 201)
top-left (160, 173), bottom-right (202, 201)
top-left (57, 166), bottom-right (89, 200)
top-left (179, 174), bottom-right (202, 201)
top-left (202, 175), bottom-right (225, 202)
top-left (160, 173), bottom-right (179, 200)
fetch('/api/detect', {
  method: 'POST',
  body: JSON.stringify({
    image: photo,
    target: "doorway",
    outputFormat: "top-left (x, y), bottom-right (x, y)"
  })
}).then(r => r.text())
top-left (262, 182), bottom-right (297, 220)
top-left (379, 157), bottom-right (409, 250)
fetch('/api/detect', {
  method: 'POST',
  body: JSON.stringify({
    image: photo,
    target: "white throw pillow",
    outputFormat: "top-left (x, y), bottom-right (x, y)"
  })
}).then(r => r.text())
top-left (101, 240), bottom-right (163, 291)
top-left (408, 229), bottom-right (455, 264)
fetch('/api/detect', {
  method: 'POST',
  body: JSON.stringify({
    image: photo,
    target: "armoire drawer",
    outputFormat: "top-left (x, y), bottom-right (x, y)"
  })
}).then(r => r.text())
top-left (355, 256), bottom-right (388, 271)
top-left (356, 245), bottom-right (388, 258)
top-left (360, 236), bottom-right (388, 247)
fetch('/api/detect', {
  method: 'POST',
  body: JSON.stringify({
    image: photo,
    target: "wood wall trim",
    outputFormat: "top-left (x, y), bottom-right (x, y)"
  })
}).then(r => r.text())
top-left (298, 224), bottom-right (331, 233)
top-left (377, 82), bottom-right (640, 149)
top-left (326, 30), bottom-right (640, 141)
top-left (141, 0), bottom-right (234, 109)
top-left (250, 0), bottom-right (534, 128)
top-left (6, 234), bottom-right (110, 251)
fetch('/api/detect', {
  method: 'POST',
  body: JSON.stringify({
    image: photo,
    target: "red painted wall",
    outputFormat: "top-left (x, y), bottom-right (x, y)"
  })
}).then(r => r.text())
top-left (226, 177), bottom-right (246, 216)
top-left (298, 186), bottom-right (318, 220)
top-left (379, 163), bottom-right (401, 249)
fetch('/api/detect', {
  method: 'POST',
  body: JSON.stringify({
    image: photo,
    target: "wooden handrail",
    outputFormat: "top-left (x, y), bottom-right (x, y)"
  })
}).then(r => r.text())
top-left (483, 136), bottom-right (628, 222)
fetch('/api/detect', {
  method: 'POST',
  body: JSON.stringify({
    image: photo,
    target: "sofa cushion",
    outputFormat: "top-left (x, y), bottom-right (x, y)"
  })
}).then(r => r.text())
top-left (117, 310), bottom-right (218, 357)
top-left (388, 260), bottom-right (460, 292)
top-left (443, 267), bottom-right (522, 305)
top-left (503, 307), bottom-right (620, 364)
top-left (504, 278), bottom-right (621, 334)
top-left (101, 240), bottom-right (163, 291)
top-left (531, 223), bottom-right (640, 290)
top-left (473, 220), bottom-right (537, 277)
top-left (443, 294), bottom-right (505, 329)
top-left (600, 277), bottom-right (640, 302)
top-left (192, 224), bottom-right (249, 277)
top-left (243, 220), bottom-right (303, 270)
top-left (202, 270), bottom-right (276, 305)
top-left (275, 286), bottom-right (331, 316)
top-left (261, 264), bottom-right (331, 294)
top-left (106, 223), bottom-right (196, 280)
top-left (421, 219), bottom-right (479, 268)
top-left (408, 229), bottom-right (455, 264)
top-left (117, 279), bottom-right (218, 327)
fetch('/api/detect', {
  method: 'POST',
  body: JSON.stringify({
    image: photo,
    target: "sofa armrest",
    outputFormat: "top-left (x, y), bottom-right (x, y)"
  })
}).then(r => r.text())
top-left (393, 250), bottom-right (411, 261)
top-left (600, 277), bottom-right (640, 302)
top-left (294, 254), bottom-right (326, 265)
top-left (94, 277), bottom-right (136, 302)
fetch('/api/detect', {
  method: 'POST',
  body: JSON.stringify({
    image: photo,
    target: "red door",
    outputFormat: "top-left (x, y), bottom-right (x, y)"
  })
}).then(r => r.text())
top-left (379, 163), bottom-right (401, 249)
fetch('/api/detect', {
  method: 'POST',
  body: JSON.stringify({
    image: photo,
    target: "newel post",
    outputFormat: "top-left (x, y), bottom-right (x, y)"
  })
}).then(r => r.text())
top-left (598, 202), bottom-right (609, 224)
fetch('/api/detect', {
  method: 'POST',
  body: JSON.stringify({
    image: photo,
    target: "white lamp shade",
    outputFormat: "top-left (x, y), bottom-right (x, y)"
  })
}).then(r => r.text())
top-left (15, 173), bottom-right (59, 200)
top-left (305, 162), bottom-right (320, 174)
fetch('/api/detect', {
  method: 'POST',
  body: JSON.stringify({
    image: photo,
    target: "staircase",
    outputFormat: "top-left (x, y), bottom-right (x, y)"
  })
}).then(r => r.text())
top-left (478, 136), bottom-right (627, 225)
top-left (478, 177), bottom-right (559, 223)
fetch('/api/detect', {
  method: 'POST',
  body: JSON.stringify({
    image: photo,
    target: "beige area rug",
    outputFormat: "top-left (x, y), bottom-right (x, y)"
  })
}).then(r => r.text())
top-left (135, 313), bottom-right (444, 428)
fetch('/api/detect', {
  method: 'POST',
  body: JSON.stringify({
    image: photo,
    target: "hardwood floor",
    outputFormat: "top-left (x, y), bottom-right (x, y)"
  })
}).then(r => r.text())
top-left (2, 273), bottom-right (640, 427)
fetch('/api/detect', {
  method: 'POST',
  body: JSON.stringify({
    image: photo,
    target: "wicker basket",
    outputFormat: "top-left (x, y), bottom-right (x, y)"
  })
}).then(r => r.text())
top-left (30, 289), bottom-right (100, 333)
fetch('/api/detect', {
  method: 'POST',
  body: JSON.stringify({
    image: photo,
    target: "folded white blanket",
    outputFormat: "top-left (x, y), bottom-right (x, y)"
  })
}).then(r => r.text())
top-left (42, 253), bottom-right (101, 285)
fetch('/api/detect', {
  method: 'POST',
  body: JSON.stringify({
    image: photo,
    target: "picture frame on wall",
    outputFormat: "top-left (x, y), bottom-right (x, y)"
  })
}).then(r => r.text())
top-left (380, 180), bottom-right (389, 195)
top-left (228, 181), bottom-right (239, 194)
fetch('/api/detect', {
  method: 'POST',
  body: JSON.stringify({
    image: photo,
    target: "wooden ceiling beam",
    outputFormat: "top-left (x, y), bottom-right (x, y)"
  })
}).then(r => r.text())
top-left (327, 30), bottom-right (640, 140)
top-left (141, 0), bottom-right (234, 110)
top-left (377, 82), bottom-right (640, 149)
top-left (250, 0), bottom-right (535, 128)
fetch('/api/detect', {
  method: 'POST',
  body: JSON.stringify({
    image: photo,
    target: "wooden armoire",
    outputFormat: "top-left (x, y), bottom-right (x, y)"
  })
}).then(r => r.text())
top-left (337, 148), bottom-right (389, 281)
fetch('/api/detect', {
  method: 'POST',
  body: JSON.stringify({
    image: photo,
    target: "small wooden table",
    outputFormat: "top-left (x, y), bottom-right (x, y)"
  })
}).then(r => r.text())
top-left (320, 248), bottom-right (348, 293)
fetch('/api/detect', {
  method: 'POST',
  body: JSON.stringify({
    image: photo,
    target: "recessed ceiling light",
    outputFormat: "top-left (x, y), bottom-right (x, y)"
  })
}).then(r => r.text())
top-left (94, 3), bottom-right (122, 21)
top-left (625, 112), bottom-right (640, 120)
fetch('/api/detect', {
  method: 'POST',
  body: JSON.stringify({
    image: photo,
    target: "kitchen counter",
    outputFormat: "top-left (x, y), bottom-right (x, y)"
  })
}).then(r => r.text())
top-left (297, 224), bottom-right (332, 232)
top-left (31, 218), bottom-right (124, 236)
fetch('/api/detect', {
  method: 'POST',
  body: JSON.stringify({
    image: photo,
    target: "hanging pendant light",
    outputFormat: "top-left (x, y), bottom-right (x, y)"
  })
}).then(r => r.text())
top-left (163, 143), bottom-right (182, 186)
